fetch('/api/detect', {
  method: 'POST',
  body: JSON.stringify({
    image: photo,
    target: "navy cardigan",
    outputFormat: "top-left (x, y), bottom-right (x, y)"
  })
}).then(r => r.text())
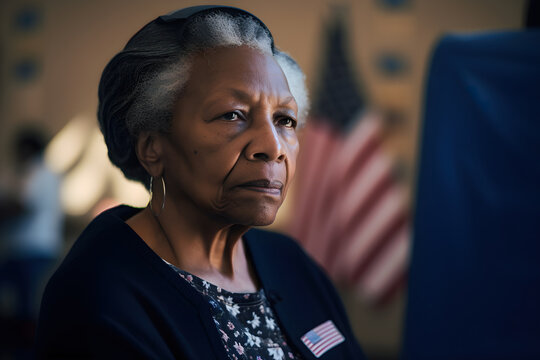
top-left (35, 206), bottom-right (365, 359)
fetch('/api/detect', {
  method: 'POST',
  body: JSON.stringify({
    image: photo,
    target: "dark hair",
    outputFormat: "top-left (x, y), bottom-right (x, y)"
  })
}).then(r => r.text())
top-left (98, 20), bottom-right (183, 187)
top-left (98, 8), bottom-right (308, 187)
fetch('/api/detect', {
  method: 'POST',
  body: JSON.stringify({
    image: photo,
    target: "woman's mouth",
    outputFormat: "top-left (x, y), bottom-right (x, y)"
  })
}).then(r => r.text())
top-left (237, 179), bottom-right (283, 195)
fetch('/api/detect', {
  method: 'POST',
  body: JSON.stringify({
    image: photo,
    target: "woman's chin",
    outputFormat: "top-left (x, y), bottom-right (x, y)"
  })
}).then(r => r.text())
top-left (211, 194), bottom-right (283, 227)
top-left (249, 215), bottom-right (277, 227)
top-left (220, 205), bottom-right (279, 227)
top-left (239, 212), bottom-right (278, 227)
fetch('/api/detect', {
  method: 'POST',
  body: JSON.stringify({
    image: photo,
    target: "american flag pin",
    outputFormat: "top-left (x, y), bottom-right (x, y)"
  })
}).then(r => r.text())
top-left (301, 320), bottom-right (345, 358)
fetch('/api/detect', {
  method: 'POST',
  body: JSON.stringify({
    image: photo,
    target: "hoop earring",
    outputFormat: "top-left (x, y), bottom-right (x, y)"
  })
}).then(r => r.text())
top-left (149, 176), bottom-right (166, 217)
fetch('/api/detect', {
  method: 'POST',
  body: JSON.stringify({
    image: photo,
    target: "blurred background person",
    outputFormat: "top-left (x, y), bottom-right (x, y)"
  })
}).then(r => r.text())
top-left (0, 126), bottom-right (63, 358)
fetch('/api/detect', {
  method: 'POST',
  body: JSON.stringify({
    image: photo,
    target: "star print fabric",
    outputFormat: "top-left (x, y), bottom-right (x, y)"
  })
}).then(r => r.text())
top-left (166, 263), bottom-right (302, 360)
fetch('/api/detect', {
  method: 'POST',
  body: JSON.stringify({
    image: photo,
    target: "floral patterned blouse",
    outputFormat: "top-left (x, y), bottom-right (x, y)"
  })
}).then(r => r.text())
top-left (165, 261), bottom-right (303, 360)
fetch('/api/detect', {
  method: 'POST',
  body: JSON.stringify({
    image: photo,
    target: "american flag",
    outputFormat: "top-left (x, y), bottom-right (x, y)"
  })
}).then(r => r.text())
top-left (301, 320), bottom-right (345, 358)
top-left (289, 12), bottom-right (410, 304)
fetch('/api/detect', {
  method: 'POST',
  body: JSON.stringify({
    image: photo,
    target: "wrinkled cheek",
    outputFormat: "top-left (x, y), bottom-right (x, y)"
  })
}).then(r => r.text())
top-left (200, 155), bottom-right (240, 210)
top-left (197, 146), bottom-right (237, 179)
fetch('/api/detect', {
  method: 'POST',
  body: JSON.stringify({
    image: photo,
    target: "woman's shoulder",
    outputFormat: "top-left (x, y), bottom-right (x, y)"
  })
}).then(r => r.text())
top-left (42, 206), bottom-right (149, 305)
top-left (35, 205), bottom-right (186, 356)
top-left (55, 206), bottom-right (142, 270)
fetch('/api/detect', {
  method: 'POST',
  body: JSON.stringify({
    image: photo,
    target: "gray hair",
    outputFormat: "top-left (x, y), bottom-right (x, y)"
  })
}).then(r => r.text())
top-left (98, 11), bottom-right (309, 186)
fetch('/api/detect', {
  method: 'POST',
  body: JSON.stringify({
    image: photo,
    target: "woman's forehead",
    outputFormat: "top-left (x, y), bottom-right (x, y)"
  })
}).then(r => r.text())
top-left (185, 46), bottom-right (292, 99)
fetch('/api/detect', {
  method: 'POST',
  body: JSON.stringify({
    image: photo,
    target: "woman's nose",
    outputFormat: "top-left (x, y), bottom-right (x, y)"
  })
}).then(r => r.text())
top-left (245, 119), bottom-right (286, 162)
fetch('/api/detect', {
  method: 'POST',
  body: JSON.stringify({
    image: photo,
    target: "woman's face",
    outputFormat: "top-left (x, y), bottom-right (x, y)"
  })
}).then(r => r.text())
top-left (160, 46), bottom-right (299, 226)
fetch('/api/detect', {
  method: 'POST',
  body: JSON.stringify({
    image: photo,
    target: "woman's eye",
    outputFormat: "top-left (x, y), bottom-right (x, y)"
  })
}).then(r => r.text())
top-left (221, 112), bottom-right (240, 121)
top-left (277, 117), bottom-right (297, 129)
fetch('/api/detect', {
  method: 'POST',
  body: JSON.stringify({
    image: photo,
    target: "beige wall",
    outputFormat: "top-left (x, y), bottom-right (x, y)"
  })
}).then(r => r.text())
top-left (0, 0), bottom-right (526, 357)
top-left (1, 0), bottom-right (525, 166)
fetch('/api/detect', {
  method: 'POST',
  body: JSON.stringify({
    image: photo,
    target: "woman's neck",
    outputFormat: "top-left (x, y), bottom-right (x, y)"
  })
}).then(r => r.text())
top-left (126, 206), bottom-right (259, 293)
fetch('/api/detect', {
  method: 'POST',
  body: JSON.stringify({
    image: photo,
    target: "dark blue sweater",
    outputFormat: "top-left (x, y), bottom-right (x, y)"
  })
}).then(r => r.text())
top-left (35, 206), bottom-right (365, 359)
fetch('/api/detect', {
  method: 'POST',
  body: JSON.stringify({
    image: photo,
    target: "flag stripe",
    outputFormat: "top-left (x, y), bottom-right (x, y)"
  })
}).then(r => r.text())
top-left (349, 211), bottom-right (408, 283)
top-left (358, 224), bottom-right (410, 302)
top-left (311, 330), bottom-right (342, 350)
top-left (312, 320), bottom-right (333, 332)
top-left (332, 186), bottom-right (406, 278)
top-left (319, 130), bottom-right (392, 268)
top-left (291, 122), bottom-right (340, 248)
top-left (339, 152), bottom-right (393, 230)
top-left (324, 148), bottom-right (393, 268)
top-left (372, 264), bottom-right (408, 306)
top-left (338, 114), bottom-right (384, 186)
top-left (314, 335), bottom-right (345, 356)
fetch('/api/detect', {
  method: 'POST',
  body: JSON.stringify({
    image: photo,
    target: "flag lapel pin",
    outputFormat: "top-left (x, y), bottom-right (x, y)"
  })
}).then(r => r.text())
top-left (300, 320), bottom-right (345, 358)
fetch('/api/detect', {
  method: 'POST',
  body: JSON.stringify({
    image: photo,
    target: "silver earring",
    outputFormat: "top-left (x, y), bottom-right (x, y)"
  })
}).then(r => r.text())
top-left (149, 176), bottom-right (166, 217)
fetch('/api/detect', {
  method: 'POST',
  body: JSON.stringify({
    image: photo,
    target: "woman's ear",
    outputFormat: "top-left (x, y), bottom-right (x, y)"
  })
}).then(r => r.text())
top-left (135, 131), bottom-right (164, 177)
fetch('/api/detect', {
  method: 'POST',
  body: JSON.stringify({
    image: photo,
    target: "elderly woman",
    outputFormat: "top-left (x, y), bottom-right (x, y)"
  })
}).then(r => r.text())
top-left (35, 6), bottom-right (365, 360)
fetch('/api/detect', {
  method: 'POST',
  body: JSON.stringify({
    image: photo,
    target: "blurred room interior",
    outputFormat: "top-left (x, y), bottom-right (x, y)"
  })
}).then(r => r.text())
top-left (0, 0), bottom-right (535, 359)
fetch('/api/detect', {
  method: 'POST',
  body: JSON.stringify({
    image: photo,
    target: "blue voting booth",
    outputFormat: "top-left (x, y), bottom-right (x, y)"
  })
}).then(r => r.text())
top-left (403, 30), bottom-right (540, 360)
